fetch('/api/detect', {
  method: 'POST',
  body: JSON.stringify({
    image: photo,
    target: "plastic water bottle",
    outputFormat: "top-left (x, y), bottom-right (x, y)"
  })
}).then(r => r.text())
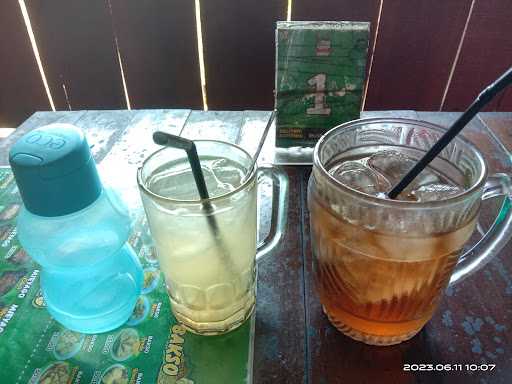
top-left (9, 123), bottom-right (143, 333)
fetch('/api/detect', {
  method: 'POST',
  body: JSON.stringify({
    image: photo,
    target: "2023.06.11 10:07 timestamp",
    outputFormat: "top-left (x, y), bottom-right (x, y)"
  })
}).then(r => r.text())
top-left (404, 364), bottom-right (496, 372)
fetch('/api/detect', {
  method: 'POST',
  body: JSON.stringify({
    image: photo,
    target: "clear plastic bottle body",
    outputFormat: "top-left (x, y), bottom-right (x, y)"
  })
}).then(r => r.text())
top-left (17, 188), bottom-right (143, 333)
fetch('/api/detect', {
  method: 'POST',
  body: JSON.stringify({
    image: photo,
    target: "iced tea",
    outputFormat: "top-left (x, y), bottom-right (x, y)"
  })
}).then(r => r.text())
top-left (309, 147), bottom-right (477, 345)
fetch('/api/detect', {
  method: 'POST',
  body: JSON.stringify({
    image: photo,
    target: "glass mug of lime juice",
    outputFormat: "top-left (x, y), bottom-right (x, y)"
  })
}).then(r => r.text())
top-left (138, 140), bottom-right (287, 335)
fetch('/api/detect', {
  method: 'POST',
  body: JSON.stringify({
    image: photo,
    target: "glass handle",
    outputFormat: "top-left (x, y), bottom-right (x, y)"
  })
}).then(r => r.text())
top-left (255, 165), bottom-right (289, 261)
top-left (450, 173), bottom-right (512, 285)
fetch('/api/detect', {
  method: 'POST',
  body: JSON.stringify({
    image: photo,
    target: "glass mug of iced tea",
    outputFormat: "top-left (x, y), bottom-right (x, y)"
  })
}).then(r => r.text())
top-left (308, 118), bottom-right (512, 345)
top-left (138, 140), bottom-right (287, 335)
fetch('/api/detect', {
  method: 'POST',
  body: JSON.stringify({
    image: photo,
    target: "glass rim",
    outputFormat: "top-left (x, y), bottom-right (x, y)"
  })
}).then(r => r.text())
top-left (313, 117), bottom-right (488, 208)
top-left (137, 139), bottom-right (257, 204)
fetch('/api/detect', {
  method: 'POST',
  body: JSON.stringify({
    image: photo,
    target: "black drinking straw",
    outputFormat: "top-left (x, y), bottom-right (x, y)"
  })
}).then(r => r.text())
top-left (388, 66), bottom-right (512, 199)
top-left (153, 133), bottom-right (212, 201)
top-left (152, 132), bottom-right (234, 271)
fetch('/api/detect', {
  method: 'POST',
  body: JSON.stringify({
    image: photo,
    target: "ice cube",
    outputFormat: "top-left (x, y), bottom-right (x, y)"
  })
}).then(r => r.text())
top-left (148, 168), bottom-right (201, 200)
top-left (208, 158), bottom-right (245, 195)
top-left (410, 170), bottom-right (440, 188)
top-left (367, 150), bottom-right (416, 186)
top-left (330, 161), bottom-right (390, 195)
top-left (368, 150), bottom-right (440, 190)
top-left (410, 183), bottom-right (463, 202)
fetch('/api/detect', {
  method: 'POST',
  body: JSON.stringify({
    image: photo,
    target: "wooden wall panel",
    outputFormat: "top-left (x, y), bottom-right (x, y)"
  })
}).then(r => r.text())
top-left (365, 0), bottom-right (472, 111)
top-left (442, 0), bottom-right (512, 111)
top-left (201, 0), bottom-right (286, 110)
top-left (497, 88), bottom-right (512, 111)
top-left (293, 0), bottom-right (378, 21)
top-left (2, 0), bottom-right (511, 127)
top-left (26, 0), bottom-right (125, 110)
top-left (109, 0), bottom-right (202, 109)
top-left (0, 1), bottom-right (49, 127)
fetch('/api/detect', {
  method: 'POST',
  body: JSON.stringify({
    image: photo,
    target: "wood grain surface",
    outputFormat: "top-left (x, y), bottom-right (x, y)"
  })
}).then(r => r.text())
top-left (254, 167), bottom-right (307, 384)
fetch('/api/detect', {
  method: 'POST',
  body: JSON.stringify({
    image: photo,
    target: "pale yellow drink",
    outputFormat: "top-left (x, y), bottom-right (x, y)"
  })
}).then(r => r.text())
top-left (139, 154), bottom-right (257, 335)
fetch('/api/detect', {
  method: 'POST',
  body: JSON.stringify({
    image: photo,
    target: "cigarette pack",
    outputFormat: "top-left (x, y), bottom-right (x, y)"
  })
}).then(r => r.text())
top-left (275, 21), bottom-right (370, 147)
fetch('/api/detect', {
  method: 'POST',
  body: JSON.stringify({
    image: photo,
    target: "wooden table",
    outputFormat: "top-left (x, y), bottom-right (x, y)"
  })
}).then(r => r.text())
top-left (1, 110), bottom-right (511, 384)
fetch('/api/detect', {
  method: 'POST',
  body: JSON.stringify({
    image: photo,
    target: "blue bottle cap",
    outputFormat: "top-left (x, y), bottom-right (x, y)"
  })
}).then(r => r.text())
top-left (9, 123), bottom-right (102, 217)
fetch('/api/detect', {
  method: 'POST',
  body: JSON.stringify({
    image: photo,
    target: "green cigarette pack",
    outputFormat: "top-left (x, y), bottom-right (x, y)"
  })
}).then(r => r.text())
top-left (275, 21), bottom-right (370, 148)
